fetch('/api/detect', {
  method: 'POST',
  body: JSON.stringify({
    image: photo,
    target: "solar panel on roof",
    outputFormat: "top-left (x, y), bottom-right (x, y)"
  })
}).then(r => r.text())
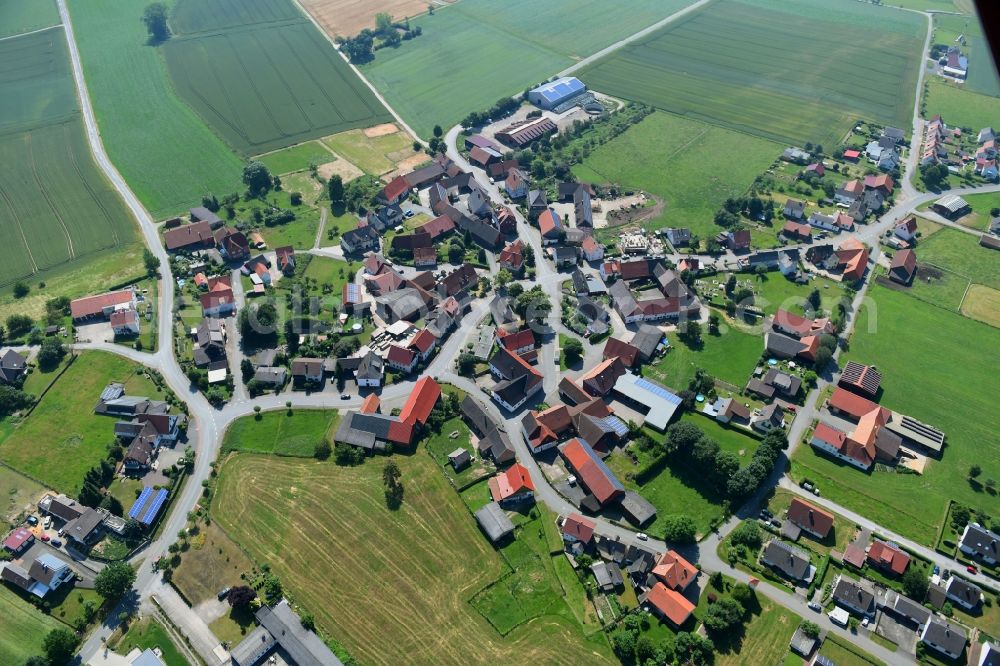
top-left (602, 416), bottom-right (629, 437)
top-left (128, 487), bottom-right (153, 520)
top-left (100, 383), bottom-right (124, 401)
top-left (635, 377), bottom-right (683, 404)
top-left (141, 489), bottom-right (168, 525)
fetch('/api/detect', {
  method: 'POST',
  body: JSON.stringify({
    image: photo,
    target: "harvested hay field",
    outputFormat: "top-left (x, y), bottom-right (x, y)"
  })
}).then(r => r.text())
top-left (173, 522), bottom-right (256, 606)
top-left (322, 125), bottom-right (417, 176)
top-left (213, 453), bottom-right (614, 665)
top-left (961, 284), bottom-right (1000, 328)
top-left (299, 0), bottom-right (454, 38)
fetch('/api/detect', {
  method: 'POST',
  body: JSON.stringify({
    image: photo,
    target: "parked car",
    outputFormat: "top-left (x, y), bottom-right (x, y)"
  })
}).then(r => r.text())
top-left (808, 601), bottom-right (822, 612)
top-left (861, 617), bottom-right (870, 627)
top-left (26, 516), bottom-right (38, 526)
top-left (51, 539), bottom-right (62, 548)
top-left (43, 516), bottom-right (51, 529)
top-left (340, 393), bottom-right (350, 400)
top-left (40, 534), bottom-right (50, 542)
top-left (217, 587), bottom-right (231, 601)
top-left (933, 564), bottom-right (940, 575)
top-left (636, 533), bottom-right (648, 541)
top-left (967, 565), bottom-right (979, 574)
top-left (404, 209), bottom-right (415, 218)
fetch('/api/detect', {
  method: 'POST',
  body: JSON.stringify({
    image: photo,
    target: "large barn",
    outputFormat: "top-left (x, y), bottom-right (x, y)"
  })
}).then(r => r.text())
top-left (528, 77), bottom-right (586, 110)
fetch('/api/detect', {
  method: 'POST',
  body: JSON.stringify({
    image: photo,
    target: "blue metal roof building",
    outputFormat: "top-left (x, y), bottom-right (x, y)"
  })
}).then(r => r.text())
top-left (528, 77), bottom-right (586, 110)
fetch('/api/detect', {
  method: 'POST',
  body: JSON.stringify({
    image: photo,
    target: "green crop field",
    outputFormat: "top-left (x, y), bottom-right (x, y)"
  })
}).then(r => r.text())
top-left (579, 0), bottom-right (926, 148)
top-left (163, 0), bottom-right (392, 156)
top-left (791, 284), bottom-right (1000, 546)
top-left (925, 78), bottom-right (1000, 134)
top-left (0, 28), bottom-right (141, 294)
top-left (214, 453), bottom-right (614, 665)
top-left (0, 353), bottom-right (161, 495)
top-left (68, 0), bottom-right (244, 218)
top-left (0, 0), bottom-right (58, 38)
top-left (0, 585), bottom-right (64, 665)
top-left (572, 112), bottom-right (781, 240)
top-left (361, 0), bottom-right (694, 138)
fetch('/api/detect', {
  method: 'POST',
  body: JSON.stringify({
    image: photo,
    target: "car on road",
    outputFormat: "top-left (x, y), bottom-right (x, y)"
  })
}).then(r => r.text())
top-left (808, 601), bottom-right (822, 612)
top-left (404, 209), bottom-right (415, 218)
top-left (340, 393), bottom-right (350, 400)
top-left (636, 533), bottom-right (648, 541)
top-left (40, 533), bottom-right (50, 542)
top-left (26, 516), bottom-right (38, 526)
top-left (967, 565), bottom-right (979, 574)
top-left (51, 539), bottom-right (62, 548)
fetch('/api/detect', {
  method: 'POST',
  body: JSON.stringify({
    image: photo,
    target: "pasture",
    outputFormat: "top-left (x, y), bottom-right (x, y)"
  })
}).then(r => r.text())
top-left (917, 228), bottom-right (1000, 290)
top-left (360, 0), bottom-right (694, 137)
top-left (213, 453), bottom-right (614, 665)
top-left (221, 410), bottom-right (339, 457)
top-left (258, 141), bottom-right (336, 176)
top-left (322, 126), bottom-right (417, 176)
top-left (579, 0), bottom-right (926, 148)
top-left (164, 0), bottom-right (393, 156)
top-left (0, 28), bottom-right (140, 294)
top-left (962, 284), bottom-right (1000, 328)
top-left (0, 585), bottom-right (63, 665)
top-left (0, 352), bottom-right (160, 495)
top-left (300, 0), bottom-right (453, 38)
top-left (924, 78), bottom-right (1000, 132)
top-left (949, 190), bottom-right (1000, 230)
top-left (791, 284), bottom-right (1000, 546)
top-left (571, 112), bottom-right (781, 240)
top-left (68, 0), bottom-right (244, 218)
top-left (0, 0), bottom-right (58, 38)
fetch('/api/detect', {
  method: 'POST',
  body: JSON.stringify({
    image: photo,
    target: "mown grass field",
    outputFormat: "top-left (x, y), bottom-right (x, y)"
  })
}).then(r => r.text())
top-left (221, 410), bottom-right (339, 457)
top-left (791, 284), bottom-right (1000, 546)
top-left (68, 0), bottom-right (244, 218)
top-left (164, 0), bottom-right (392, 156)
top-left (174, 521), bottom-right (256, 607)
top-left (116, 617), bottom-right (187, 666)
top-left (714, 594), bottom-right (799, 666)
top-left (962, 284), bottom-right (1000, 328)
top-left (214, 453), bottom-right (614, 665)
top-left (0, 584), bottom-right (64, 665)
top-left (947, 190), bottom-right (1000, 231)
top-left (360, 0), bottom-right (694, 137)
top-left (579, 0), bottom-right (926, 147)
top-left (925, 77), bottom-right (1000, 132)
top-left (0, 353), bottom-right (160, 495)
top-left (645, 327), bottom-right (762, 390)
top-left (0, 28), bottom-right (140, 292)
top-left (918, 228), bottom-right (1000, 291)
top-left (0, 464), bottom-right (46, 523)
top-left (322, 127), bottom-right (416, 176)
top-left (572, 111), bottom-right (781, 240)
top-left (0, 0), bottom-right (58, 38)
top-left (258, 140), bottom-right (336, 175)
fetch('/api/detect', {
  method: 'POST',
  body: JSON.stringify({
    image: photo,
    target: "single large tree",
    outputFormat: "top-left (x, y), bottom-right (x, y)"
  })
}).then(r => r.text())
top-left (562, 337), bottom-right (583, 365)
top-left (227, 585), bottom-right (257, 608)
top-left (242, 161), bottom-right (273, 197)
top-left (95, 562), bottom-right (136, 601)
top-left (43, 628), bottom-right (78, 666)
top-left (141, 3), bottom-right (170, 41)
top-left (662, 514), bottom-right (698, 543)
top-left (328, 174), bottom-right (344, 204)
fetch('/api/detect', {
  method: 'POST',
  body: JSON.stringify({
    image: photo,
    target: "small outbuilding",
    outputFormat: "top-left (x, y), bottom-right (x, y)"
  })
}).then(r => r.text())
top-left (448, 447), bottom-right (471, 471)
top-left (475, 502), bottom-right (515, 543)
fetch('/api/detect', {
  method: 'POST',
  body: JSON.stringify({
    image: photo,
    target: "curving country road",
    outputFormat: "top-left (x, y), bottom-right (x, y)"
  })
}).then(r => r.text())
top-left (49, 0), bottom-right (1000, 661)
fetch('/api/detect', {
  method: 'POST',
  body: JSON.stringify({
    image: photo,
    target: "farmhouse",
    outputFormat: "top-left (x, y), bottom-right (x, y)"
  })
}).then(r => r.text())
top-left (0, 348), bottom-right (28, 384)
top-left (71, 287), bottom-right (137, 322)
top-left (786, 497), bottom-right (834, 539)
top-left (496, 117), bottom-right (557, 147)
top-left (200, 276), bottom-right (236, 317)
top-left (488, 463), bottom-right (535, 507)
top-left (488, 346), bottom-right (543, 411)
top-left (640, 583), bottom-right (695, 628)
top-left (164, 220), bottom-right (215, 251)
top-left (558, 437), bottom-right (624, 507)
top-left (889, 249), bottom-right (917, 285)
top-left (528, 77), bottom-right (586, 109)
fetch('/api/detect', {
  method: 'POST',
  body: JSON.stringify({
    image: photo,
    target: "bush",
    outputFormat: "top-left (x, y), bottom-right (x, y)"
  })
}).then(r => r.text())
top-left (662, 514), bottom-right (698, 543)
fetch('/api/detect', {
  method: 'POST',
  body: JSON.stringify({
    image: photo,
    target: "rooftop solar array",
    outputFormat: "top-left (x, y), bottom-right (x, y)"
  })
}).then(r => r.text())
top-left (128, 487), bottom-right (153, 520)
top-left (128, 487), bottom-right (169, 525)
top-left (634, 377), bottom-right (683, 404)
top-left (601, 416), bottom-right (630, 437)
top-left (533, 77), bottom-right (586, 103)
top-left (344, 283), bottom-right (360, 301)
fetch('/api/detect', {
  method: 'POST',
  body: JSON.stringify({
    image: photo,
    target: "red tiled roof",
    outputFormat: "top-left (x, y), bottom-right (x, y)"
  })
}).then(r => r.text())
top-left (843, 149), bottom-right (861, 159)
top-left (787, 498), bottom-right (834, 538)
top-left (782, 220), bottom-right (813, 239)
top-left (417, 215), bottom-right (456, 240)
top-left (581, 236), bottom-right (600, 254)
top-left (382, 176), bottom-right (410, 202)
top-left (488, 463), bottom-right (535, 502)
top-left (864, 174), bottom-right (894, 193)
top-left (399, 376), bottom-right (441, 427)
top-left (71, 289), bottom-right (135, 319)
top-left (193, 272), bottom-right (208, 287)
top-left (498, 328), bottom-right (534, 352)
top-left (620, 260), bottom-right (652, 281)
top-left (538, 209), bottom-right (561, 237)
top-left (653, 550), bottom-right (698, 591)
top-left (386, 344), bottom-right (416, 366)
top-left (579, 357), bottom-right (626, 396)
top-left (200, 289), bottom-right (234, 312)
top-left (560, 437), bottom-right (623, 505)
top-left (813, 422), bottom-right (847, 448)
top-left (109, 309), bottom-right (138, 327)
top-left (360, 394), bottom-right (381, 414)
top-left (387, 419), bottom-right (414, 445)
top-left (645, 583), bottom-right (695, 626)
top-left (828, 387), bottom-right (880, 420)
top-left (409, 329), bottom-right (437, 353)
top-left (868, 540), bottom-right (910, 575)
top-left (603, 337), bottom-right (640, 367)
top-left (561, 513), bottom-right (596, 542)
top-left (842, 543), bottom-right (866, 568)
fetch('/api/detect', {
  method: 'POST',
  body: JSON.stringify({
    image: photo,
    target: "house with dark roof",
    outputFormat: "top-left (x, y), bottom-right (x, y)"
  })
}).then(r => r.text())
top-left (0, 349), bottom-right (27, 385)
top-left (787, 498), bottom-right (834, 539)
top-left (761, 540), bottom-right (814, 583)
top-left (832, 574), bottom-right (877, 617)
top-left (959, 523), bottom-right (999, 565)
top-left (945, 576), bottom-right (983, 611)
top-left (230, 599), bottom-right (343, 666)
top-left (630, 325), bottom-right (663, 362)
top-left (620, 491), bottom-right (657, 527)
top-left (341, 226), bottom-right (380, 255)
top-left (920, 617), bottom-right (967, 660)
top-left (889, 249), bottom-right (917, 285)
top-left (475, 502), bottom-right (515, 543)
top-left (488, 346), bottom-right (543, 412)
top-left (291, 358), bottom-right (324, 385)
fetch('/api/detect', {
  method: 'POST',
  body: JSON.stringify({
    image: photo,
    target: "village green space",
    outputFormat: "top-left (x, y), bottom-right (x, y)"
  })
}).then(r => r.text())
top-left (0, 352), bottom-right (162, 495)
top-left (359, 0), bottom-right (693, 138)
top-left (213, 450), bottom-right (616, 665)
top-left (571, 112), bottom-right (781, 241)
top-left (163, 0), bottom-right (392, 156)
top-left (579, 0), bottom-right (925, 148)
top-left (68, 0), bottom-right (244, 218)
top-left (791, 284), bottom-right (1000, 546)
top-left (221, 409), bottom-right (340, 457)
top-left (645, 328), bottom-right (762, 390)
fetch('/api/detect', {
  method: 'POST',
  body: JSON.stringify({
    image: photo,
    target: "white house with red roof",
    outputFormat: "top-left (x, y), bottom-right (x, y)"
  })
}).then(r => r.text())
top-left (488, 463), bottom-right (535, 507)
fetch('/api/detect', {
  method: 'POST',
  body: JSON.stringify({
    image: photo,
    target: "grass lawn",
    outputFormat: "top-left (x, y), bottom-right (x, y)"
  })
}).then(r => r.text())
top-left (579, 0), bottom-right (925, 147)
top-left (281, 171), bottom-right (327, 207)
top-left (226, 188), bottom-right (323, 251)
top-left (424, 417), bottom-right (491, 487)
top-left (21, 351), bottom-right (73, 398)
top-left (221, 410), bottom-right (339, 457)
top-left (360, 0), bottom-right (693, 137)
top-left (213, 453), bottom-right (614, 664)
top-left (300, 256), bottom-right (353, 296)
top-left (174, 521), bottom-right (256, 607)
top-left (0, 0), bottom-right (58, 38)
top-left (322, 127), bottom-right (417, 176)
top-left (645, 327), bottom-right (763, 390)
top-left (897, 263), bottom-right (970, 312)
top-left (257, 140), bottom-right (337, 176)
top-left (0, 464), bottom-right (46, 523)
top-left (164, 0), bottom-right (392, 156)
top-left (949, 191), bottom-right (1000, 231)
top-left (714, 593), bottom-right (800, 666)
top-left (48, 586), bottom-right (103, 630)
top-left (917, 228), bottom-right (1000, 291)
top-left (741, 273), bottom-right (849, 317)
top-left (574, 111), bottom-right (781, 241)
top-left (68, 0), bottom-right (244, 218)
top-left (791, 284), bottom-right (1000, 546)
top-left (925, 78), bottom-right (1000, 133)
top-left (106, 476), bottom-right (145, 509)
top-left (819, 634), bottom-right (887, 666)
top-left (0, 352), bottom-right (160, 494)
top-left (116, 617), bottom-right (188, 666)
top-left (961, 284), bottom-right (1000, 328)
top-left (0, 585), bottom-right (63, 665)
